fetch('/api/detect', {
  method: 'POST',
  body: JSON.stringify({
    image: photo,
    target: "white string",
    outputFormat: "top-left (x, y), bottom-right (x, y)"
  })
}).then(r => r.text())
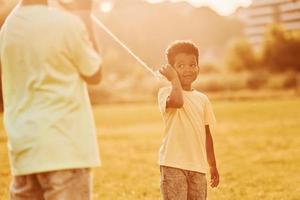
top-left (91, 14), bottom-right (162, 79)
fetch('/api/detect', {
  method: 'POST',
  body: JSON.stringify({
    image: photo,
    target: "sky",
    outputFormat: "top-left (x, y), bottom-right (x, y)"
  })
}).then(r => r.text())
top-left (146, 0), bottom-right (253, 16)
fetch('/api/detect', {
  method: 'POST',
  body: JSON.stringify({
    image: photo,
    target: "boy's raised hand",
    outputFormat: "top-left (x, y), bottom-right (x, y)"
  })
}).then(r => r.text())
top-left (159, 64), bottom-right (179, 82)
top-left (210, 166), bottom-right (220, 188)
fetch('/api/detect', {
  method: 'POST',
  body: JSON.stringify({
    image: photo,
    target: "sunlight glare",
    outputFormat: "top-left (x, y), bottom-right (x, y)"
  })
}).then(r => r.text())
top-left (99, 1), bottom-right (113, 13)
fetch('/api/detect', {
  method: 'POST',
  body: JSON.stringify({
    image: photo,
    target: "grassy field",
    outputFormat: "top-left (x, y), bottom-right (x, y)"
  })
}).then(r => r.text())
top-left (0, 98), bottom-right (300, 200)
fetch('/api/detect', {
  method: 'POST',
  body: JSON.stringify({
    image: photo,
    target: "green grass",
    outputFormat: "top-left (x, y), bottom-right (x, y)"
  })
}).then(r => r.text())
top-left (0, 99), bottom-right (300, 200)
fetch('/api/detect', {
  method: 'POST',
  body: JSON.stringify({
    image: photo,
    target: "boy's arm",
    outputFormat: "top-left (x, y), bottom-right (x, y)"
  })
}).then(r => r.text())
top-left (205, 125), bottom-right (219, 188)
top-left (80, 68), bottom-right (102, 85)
top-left (61, 1), bottom-right (102, 85)
top-left (75, 12), bottom-right (102, 85)
top-left (73, 11), bottom-right (100, 53)
top-left (159, 64), bottom-right (183, 108)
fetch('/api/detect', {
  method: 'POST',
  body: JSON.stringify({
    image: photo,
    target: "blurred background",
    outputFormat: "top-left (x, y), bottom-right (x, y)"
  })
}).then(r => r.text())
top-left (1, 0), bottom-right (300, 103)
top-left (0, 0), bottom-right (300, 199)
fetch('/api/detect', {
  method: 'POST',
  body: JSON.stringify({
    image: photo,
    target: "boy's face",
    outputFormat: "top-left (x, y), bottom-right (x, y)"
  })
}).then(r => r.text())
top-left (173, 53), bottom-right (199, 88)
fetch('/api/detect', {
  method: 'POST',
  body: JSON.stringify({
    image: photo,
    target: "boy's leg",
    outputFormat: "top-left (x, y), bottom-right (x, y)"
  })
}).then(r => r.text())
top-left (160, 166), bottom-right (188, 200)
top-left (186, 171), bottom-right (207, 200)
top-left (10, 174), bottom-right (44, 200)
top-left (37, 168), bottom-right (92, 200)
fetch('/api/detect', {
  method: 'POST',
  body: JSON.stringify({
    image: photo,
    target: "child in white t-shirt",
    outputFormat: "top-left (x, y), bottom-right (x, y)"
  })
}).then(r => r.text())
top-left (158, 40), bottom-right (219, 200)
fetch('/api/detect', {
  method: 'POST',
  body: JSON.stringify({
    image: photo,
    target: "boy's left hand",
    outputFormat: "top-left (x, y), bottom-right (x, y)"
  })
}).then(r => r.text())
top-left (209, 166), bottom-right (219, 188)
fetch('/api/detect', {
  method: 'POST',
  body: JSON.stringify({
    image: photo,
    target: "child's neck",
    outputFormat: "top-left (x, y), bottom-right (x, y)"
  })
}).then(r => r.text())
top-left (182, 85), bottom-right (193, 91)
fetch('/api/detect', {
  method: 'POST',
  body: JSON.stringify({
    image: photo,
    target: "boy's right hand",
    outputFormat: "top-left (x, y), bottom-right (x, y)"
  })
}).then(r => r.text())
top-left (159, 64), bottom-right (179, 82)
top-left (209, 166), bottom-right (220, 188)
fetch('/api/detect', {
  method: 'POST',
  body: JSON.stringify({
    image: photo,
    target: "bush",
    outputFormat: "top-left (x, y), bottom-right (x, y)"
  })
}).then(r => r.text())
top-left (261, 26), bottom-right (300, 72)
top-left (195, 73), bottom-right (248, 92)
top-left (224, 73), bottom-right (248, 91)
top-left (225, 39), bottom-right (259, 72)
top-left (246, 72), bottom-right (268, 90)
top-left (195, 79), bottom-right (226, 92)
top-left (283, 72), bottom-right (298, 89)
top-left (200, 62), bottom-right (221, 74)
top-left (265, 75), bottom-right (286, 90)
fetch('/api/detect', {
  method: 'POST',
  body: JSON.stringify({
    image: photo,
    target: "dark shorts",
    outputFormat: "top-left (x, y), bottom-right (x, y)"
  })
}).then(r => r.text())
top-left (160, 166), bottom-right (207, 200)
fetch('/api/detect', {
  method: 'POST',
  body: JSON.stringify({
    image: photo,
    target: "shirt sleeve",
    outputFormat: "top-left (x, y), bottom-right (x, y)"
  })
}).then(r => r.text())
top-left (66, 16), bottom-right (102, 77)
top-left (158, 87), bottom-right (171, 114)
top-left (0, 26), bottom-right (6, 63)
top-left (204, 96), bottom-right (217, 132)
top-left (0, 27), bottom-right (4, 56)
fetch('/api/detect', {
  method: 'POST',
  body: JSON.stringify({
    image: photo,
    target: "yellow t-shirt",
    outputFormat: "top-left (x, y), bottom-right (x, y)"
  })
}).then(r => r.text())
top-left (158, 87), bottom-right (216, 173)
top-left (0, 5), bottom-right (101, 175)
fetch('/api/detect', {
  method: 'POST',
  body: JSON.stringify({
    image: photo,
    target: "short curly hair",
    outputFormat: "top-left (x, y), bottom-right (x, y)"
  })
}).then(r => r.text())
top-left (165, 40), bottom-right (199, 66)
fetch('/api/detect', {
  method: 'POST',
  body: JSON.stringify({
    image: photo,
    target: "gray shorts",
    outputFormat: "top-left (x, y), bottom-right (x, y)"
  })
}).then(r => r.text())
top-left (160, 166), bottom-right (207, 200)
top-left (10, 168), bottom-right (91, 200)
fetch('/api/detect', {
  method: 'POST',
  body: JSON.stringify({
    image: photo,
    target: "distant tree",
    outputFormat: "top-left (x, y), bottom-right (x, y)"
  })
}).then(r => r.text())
top-left (225, 39), bottom-right (258, 72)
top-left (261, 25), bottom-right (300, 72)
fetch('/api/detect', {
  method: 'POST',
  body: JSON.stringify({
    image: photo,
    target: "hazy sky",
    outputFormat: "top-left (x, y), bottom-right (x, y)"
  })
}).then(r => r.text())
top-left (146, 0), bottom-right (253, 15)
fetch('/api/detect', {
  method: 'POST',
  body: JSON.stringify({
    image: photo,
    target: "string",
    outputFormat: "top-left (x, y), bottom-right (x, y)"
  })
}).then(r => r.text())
top-left (91, 14), bottom-right (162, 79)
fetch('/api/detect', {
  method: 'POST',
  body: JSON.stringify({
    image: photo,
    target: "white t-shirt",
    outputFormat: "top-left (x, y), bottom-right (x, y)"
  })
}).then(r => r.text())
top-left (0, 5), bottom-right (101, 175)
top-left (158, 87), bottom-right (216, 173)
